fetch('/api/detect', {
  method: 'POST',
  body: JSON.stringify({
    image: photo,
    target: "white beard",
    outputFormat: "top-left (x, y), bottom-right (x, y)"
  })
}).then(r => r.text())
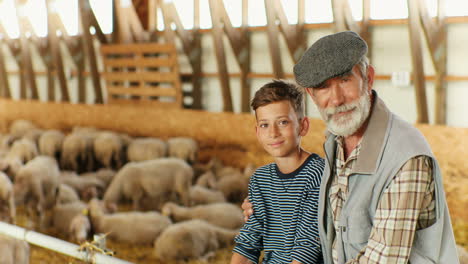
top-left (318, 91), bottom-right (371, 137)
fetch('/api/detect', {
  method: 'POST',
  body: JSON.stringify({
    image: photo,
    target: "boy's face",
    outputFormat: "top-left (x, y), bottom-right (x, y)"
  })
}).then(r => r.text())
top-left (255, 100), bottom-right (308, 159)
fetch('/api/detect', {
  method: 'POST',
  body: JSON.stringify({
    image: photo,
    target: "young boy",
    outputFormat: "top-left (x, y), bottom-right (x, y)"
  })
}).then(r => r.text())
top-left (231, 80), bottom-right (324, 264)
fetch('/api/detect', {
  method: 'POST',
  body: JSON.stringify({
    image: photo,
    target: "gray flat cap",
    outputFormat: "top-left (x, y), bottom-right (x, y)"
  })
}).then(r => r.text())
top-left (294, 31), bottom-right (368, 88)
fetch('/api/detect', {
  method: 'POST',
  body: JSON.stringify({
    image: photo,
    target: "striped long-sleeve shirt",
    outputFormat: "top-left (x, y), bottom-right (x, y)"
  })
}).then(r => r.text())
top-left (233, 154), bottom-right (324, 264)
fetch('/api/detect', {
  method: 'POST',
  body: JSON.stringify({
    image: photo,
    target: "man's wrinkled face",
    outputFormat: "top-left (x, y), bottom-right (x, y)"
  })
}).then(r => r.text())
top-left (306, 65), bottom-right (373, 137)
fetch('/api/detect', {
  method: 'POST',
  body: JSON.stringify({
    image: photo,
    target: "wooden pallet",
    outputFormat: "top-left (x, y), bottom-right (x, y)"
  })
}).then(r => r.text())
top-left (100, 43), bottom-right (182, 108)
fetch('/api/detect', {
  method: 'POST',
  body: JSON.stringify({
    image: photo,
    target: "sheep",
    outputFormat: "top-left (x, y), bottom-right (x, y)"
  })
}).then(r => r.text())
top-left (61, 132), bottom-right (96, 173)
top-left (0, 133), bottom-right (15, 150)
top-left (60, 172), bottom-right (106, 201)
top-left (56, 184), bottom-right (80, 205)
top-left (7, 138), bottom-right (38, 164)
top-left (0, 172), bottom-right (15, 223)
top-left (0, 234), bottom-right (30, 264)
top-left (189, 186), bottom-right (226, 206)
top-left (126, 137), bottom-right (167, 162)
top-left (161, 202), bottom-right (243, 229)
top-left (94, 131), bottom-right (130, 170)
top-left (80, 168), bottom-right (117, 188)
top-left (14, 156), bottom-right (60, 229)
top-left (88, 199), bottom-right (172, 244)
top-left (38, 130), bottom-right (65, 160)
top-left (153, 219), bottom-right (238, 262)
top-left (0, 156), bottom-right (23, 181)
top-left (103, 158), bottom-right (193, 210)
top-left (217, 174), bottom-right (249, 204)
top-left (9, 119), bottom-right (37, 139)
top-left (22, 128), bottom-right (44, 145)
top-left (195, 171), bottom-right (218, 189)
top-left (52, 201), bottom-right (90, 243)
top-left (69, 214), bottom-right (91, 243)
top-left (167, 137), bottom-right (198, 164)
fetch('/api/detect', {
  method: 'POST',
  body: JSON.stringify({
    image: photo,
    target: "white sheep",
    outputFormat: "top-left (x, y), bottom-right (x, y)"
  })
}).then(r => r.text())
top-left (38, 130), bottom-right (65, 160)
top-left (189, 186), bottom-right (226, 206)
top-left (153, 219), bottom-right (238, 262)
top-left (161, 202), bottom-right (243, 229)
top-left (103, 158), bottom-right (193, 210)
top-left (0, 156), bottom-right (23, 181)
top-left (0, 172), bottom-right (15, 223)
top-left (216, 169), bottom-right (251, 203)
top-left (167, 137), bottom-right (198, 164)
top-left (69, 214), bottom-right (91, 244)
top-left (61, 132), bottom-right (96, 173)
top-left (9, 119), bottom-right (37, 139)
top-left (80, 168), bottom-right (117, 188)
top-left (52, 201), bottom-right (89, 243)
top-left (56, 183), bottom-right (80, 205)
top-left (60, 172), bottom-right (106, 201)
top-left (14, 156), bottom-right (60, 229)
top-left (94, 131), bottom-right (129, 169)
top-left (7, 138), bottom-right (38, 164)
top-left (0, 134), bottom-right (15, 150)
top-left (88, 199), bottom-right (172, 244)
top-left (0, 234), bottom-right (30, 264)
top-left (126, 137), bottom-right (167, 162)
top-left (22, 128), bottom-right (44, 145)
top-left (195, 171), bottom-right (218, 189)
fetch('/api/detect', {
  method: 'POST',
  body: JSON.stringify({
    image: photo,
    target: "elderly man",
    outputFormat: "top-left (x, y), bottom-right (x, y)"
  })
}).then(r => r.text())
top-left (243, 31), bottom-right (459, 264)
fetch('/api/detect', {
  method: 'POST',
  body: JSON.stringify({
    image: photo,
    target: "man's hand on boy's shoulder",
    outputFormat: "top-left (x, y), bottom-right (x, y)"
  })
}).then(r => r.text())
top-left (242, 197), bottom-right (254, 222)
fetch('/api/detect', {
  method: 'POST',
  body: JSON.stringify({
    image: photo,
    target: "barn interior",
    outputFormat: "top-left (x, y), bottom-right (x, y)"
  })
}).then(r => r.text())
top-left (0, 0), bottom-right (467, 263)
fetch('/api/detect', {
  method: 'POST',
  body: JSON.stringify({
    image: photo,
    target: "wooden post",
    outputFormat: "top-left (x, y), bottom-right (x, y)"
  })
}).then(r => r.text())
top-left (417, 0), bottom-right (447, 124)
top-left (407, 0), bottom-right (429, 123)
top-left (79, 0), bottom-right (104, 103)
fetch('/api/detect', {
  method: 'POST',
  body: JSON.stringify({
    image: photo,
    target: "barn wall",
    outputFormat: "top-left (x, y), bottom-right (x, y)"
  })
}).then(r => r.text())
top-left (0, 98), bottom-right (466, 225)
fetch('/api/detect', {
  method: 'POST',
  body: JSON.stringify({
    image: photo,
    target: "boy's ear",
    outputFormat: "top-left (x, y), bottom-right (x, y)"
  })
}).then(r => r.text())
top-left (299, 117), bottom-right (310, 136)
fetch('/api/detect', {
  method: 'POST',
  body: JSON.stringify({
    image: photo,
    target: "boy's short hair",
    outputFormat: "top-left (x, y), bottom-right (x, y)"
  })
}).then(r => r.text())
top-left (251, 80), bottom-right (305, 119)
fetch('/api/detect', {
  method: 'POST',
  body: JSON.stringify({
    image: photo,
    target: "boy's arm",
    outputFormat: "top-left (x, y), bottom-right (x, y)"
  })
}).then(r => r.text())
top-left (232, 175), bottom-right (265, 263)
top-left (231, 252), bottom-right (255, 264)
top-left (291, 183), bottom-right (322, 264)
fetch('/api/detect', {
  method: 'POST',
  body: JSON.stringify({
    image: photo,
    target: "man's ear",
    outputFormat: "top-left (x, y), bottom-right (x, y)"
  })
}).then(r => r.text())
top-left (305, 88), bottom-right (315, 100)
top-left (299, 116), bottom-right (310, 136)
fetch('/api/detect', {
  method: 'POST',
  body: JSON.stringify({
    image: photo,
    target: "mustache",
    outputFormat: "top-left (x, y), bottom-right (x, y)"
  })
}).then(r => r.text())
top-left (322, 100), bottom-right (360, 119)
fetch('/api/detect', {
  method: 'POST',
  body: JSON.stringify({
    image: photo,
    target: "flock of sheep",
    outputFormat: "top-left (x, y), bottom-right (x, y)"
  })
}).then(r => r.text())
top-left (0, 119), bottom-right (255, 263)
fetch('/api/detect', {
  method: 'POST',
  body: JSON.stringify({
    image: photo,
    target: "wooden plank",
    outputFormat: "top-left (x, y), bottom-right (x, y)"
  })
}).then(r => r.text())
top-left (101, 43), bottom-right (176, 54)
top-left (108, 97), bottom-right (180, 108)
top-left (102, 72), bottom-right (178, 82)
top-left (407, 0), bottom-right (429, 123)
top-left (102, 57), bottom-right (176, 67)
top-left (108, 86), bottom-right (178, 97)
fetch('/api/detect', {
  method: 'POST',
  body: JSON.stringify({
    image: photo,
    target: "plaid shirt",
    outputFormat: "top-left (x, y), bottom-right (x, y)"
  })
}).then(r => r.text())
top-left (330, 136), bottom-right (436, 264)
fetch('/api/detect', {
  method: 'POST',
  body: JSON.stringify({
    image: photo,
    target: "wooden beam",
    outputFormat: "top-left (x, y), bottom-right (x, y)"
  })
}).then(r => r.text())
top-left (0, 41), bottom-right (11, 98)
top-left (15, 2), bottom-right (39, 100)
top-left (79, 0), bottom-right (103, 103)
top-left (208, 0), bottom-right (233, 111)
top-left (264, 0), bottom-right (284, 78)
top-left (407, 0), bottom-right (429, 123)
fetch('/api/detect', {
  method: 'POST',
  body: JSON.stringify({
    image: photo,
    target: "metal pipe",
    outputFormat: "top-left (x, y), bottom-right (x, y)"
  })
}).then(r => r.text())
top-left (0, 221), bottom-right (133, 264)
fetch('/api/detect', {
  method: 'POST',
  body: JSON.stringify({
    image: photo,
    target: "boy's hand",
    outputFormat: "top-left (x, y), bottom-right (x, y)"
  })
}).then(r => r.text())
top-left (241, 197), bottom-right (254, 222)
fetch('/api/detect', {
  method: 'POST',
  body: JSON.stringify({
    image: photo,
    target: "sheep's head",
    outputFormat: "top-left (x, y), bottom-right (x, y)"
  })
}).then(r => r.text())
top-left (161, 202), bottom-right (177, 217)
